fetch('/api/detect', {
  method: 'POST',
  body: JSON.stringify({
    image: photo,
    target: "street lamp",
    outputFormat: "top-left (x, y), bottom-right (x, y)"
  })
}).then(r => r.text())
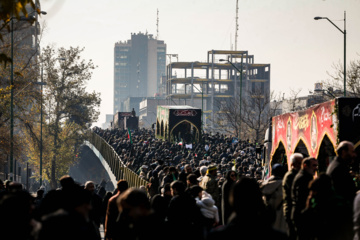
top-left (219, 58), bottom-right (243, 139)
top-left (314, 12), bottom-right (346, 97)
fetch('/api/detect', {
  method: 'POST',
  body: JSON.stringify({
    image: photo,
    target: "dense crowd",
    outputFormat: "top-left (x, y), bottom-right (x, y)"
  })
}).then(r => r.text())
top-left (0, 126), bottom-right (359, 240)
top-left (93, 127), bottom-right (264, 181)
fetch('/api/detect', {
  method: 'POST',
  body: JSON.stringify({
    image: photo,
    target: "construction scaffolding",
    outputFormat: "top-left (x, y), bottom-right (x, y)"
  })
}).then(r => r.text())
top-left (165, 50), bottom-right (270, 133)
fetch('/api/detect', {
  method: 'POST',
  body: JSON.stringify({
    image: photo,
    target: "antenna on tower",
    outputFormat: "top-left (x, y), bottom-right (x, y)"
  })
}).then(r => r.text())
top-left (235, 0), bottom-right (239, 51)
top-left (156, 9), bottom-right (159, 40)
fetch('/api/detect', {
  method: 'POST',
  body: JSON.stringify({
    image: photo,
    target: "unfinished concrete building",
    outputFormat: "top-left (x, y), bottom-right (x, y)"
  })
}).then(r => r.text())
top-left (165, 50), bottom-right (270, 133)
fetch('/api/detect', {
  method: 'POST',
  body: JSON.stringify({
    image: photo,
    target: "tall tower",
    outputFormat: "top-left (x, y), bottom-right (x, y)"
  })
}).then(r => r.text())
top-left (113, 32), bottom-right (166, 113)
top-left (235, 0), bottom-right (239, 51)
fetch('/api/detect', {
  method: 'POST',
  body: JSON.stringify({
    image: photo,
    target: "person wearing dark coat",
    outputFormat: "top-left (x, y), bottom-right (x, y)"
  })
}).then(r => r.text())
top-left (301, 174), bottom-right (353, 240)
top-left (112, 188), bottom-right (165, 240)
top-left (38, 186), bottom-right (101, 240)
top-left (178, 164), bottom-right (193, 185)
top-left (104, 180), bottom-right (128, 240)
top-left (326, 141), bottom-right (357, 206)
top-left (221, 170), bottom-right (237, 225)
top-left (167, 180), bottom-right (203, 240)
top-left (326, 141), bottom-right (357, 240)
top-left (291, 157), bottom-right (318, 240)
top-left (207, 176), bottom-right (288, 240)
top-left (162, 166), bottom-right (178, 186)
top-left (85, 181), bottom-right (103, 228)
top-left (282, 153), bottom-right (303, 240)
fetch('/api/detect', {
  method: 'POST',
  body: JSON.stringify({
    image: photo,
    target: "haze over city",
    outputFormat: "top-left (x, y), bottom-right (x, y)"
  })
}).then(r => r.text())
top-left (39, 0), bottom-right (360, 127)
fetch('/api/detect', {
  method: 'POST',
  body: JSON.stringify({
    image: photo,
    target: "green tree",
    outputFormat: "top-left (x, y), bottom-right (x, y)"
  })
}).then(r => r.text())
top-left (0, 0), bottom-right (37, 65)
top-left (0, 21), bottom-right (40, 165)
top-left (38, 45), bottom-right (101, 189)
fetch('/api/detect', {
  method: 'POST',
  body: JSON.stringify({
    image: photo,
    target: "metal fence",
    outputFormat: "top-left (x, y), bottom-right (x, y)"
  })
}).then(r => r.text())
top-left (86, 131), bottom-right (148, 188)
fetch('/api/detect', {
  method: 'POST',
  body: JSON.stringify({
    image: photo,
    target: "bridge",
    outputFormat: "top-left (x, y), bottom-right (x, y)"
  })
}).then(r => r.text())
top-left (72, 131), bottom-right (148, 190)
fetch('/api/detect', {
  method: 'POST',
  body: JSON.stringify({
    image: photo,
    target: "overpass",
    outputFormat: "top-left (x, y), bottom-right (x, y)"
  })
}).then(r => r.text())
top-left (83, 131), bottom-right (148, 189)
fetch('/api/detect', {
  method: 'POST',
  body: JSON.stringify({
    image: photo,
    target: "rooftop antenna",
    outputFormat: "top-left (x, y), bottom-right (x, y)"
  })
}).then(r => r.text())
top-left (156, 9), bottom-right (159, 40)
top-left (235, 0), bottom-right (239, 51)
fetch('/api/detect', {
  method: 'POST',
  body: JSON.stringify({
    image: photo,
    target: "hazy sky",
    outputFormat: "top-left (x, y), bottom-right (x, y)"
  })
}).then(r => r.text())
top-left (39, 0), bottom-right (360, 127)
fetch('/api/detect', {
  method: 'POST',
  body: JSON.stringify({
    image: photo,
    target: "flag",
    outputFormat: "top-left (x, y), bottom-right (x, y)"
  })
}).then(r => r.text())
top-left (127, 128), bottom-right (133, 144)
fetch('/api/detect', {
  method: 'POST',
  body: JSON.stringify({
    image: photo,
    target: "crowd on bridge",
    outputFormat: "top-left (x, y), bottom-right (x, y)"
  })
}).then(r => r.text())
top-left (0, 126), bottom-right (359, 240)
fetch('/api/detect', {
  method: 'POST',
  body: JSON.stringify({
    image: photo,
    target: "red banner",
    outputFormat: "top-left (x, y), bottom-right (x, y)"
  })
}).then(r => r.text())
top-left (271, 100), bottom-right (337, 165)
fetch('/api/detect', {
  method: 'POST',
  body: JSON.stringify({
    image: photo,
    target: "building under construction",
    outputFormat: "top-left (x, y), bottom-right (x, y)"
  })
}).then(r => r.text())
top-left (165, 50), bottom-right (270, 133)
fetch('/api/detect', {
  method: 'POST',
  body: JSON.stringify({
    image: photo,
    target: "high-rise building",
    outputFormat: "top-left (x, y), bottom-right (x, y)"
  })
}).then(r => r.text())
top-left (113, 32), bottom-right (166, 113)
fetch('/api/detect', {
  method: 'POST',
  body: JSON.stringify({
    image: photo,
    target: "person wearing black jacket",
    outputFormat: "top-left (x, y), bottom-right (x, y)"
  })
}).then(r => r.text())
top-left (282, 153), bottom-right (303, 240)
top-left (326, 141), bottom-right (357, 206)
top-left (167, 181), bottom-right (203, 240)
top-left (291, 157), bottom-right (318, 240)
top-left (221, 170), bottom-right (237, 225)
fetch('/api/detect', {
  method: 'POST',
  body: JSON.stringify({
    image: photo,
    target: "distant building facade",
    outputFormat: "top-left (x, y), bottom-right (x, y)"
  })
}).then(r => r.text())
top-left (101, 114), bottom-right (113, 129)
top-left (113, 32), bottom-right (166, 113)
top-left (139, 97), bottom-right (166, 128)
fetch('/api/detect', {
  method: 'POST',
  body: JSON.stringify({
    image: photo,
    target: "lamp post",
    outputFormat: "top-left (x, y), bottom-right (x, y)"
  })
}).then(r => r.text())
top-left (219, 58), bottom-right (243, 139)
top-left (34, 7), bottom-right (47, 186)
top-left (314, 11), bottom-right (346, 97)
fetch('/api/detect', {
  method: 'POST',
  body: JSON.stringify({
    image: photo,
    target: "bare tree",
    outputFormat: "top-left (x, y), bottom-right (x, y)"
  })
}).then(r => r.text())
top-left (286, 88), bottom-right (303, 112)
top-left (241, 89), bottom-right (282, 142)
top-left (212, 88), bottom-right (281, 142)
top-left (322, 57), bottom-right (360, 97)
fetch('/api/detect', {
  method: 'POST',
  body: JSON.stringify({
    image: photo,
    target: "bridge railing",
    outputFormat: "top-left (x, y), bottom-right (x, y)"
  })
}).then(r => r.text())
top-left (86, 131), bottom-right (149, 188)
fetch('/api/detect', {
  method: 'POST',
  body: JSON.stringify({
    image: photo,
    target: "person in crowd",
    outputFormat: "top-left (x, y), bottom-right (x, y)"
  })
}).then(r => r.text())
top-left (162, 166), bottom-right (178, 185)
top-left (112, 188), bottom-right (165, 240)
top-left (84, 181), bottom-right (103, 228)
top-left (282, 153), bottom-right (303, 240)
top-left (326, 141), bottom-right (357, 240)
top-left (302, 174), bottom-right (353, 240)
top-left (147, 170), bottom-right (160, 198)
top-left (179, 164), bottom-right (193, 184)
top-left (0, 189), bottom-right (40, 240)
top-left (221, 170), bottom-right (237, 225)
top-left (38, 185), bottom-right (101, 240)
top-left (200, 164), bottom-right (220, 206)
top-left (197, 166), bottom-right (208, 182)
top-left (327, 141), bottom-right (357, 206)
top-left (167, 180), bottom-right (203, 240)
top-left (150, 184), bottom-right (171, 223)
top-left (260, 163), bottom-right (287, 234)
top-left (186, 173), bottom-right (200, 189)
top-left (104, 179), bottom-right (129, 240)
top-left (291, 157), bottom-right (318, 240)
top-left (207, 176), bottom-right (288, 240)
top-left (191, 185), bottom-right (219, 235)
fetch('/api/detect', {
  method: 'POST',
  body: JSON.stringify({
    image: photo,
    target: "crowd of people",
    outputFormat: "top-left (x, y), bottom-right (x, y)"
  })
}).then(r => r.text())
top-left (0, 126), bottom-right (359, 240)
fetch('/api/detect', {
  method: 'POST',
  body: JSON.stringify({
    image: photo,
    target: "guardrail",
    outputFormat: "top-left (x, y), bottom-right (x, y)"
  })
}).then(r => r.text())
top-left (86, 131), bottom-right (149, 188)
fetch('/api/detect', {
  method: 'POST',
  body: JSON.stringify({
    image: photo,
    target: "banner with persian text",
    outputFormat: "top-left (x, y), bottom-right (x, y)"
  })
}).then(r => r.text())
top-left (271, 99), bottom-right (337, 164)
